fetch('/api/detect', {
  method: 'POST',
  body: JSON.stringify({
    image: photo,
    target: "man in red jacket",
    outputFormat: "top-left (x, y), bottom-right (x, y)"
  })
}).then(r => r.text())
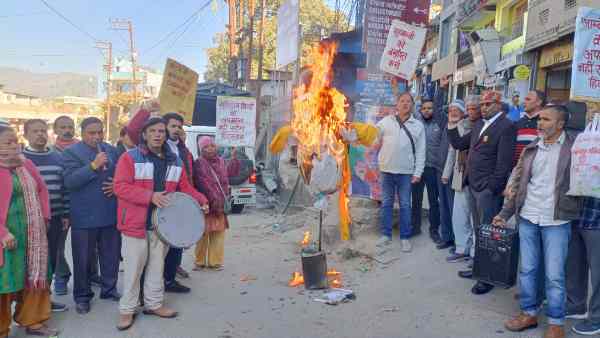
top-left (113, 117), bottom-right (208, 331)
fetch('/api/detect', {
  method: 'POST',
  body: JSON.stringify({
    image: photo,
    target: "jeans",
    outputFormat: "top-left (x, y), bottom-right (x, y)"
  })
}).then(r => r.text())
top-left (380, 172), bottom-right (412, 239)
top-left (567, 227), bottom-right (600, 323)
top-left (438, 176), bottom-right (454, 242)
top-left (452, 190), bottom-right (473, 255)
top-left (411, 167), bottom-right (440, 235)
top-left (519, 218), bottom-right (571, 325)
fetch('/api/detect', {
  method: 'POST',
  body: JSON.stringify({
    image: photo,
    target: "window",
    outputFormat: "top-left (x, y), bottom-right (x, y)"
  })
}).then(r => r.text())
top-left (511, 3), bottom-right (527, 39)
top-left (440, 17), bottom-right (452, 58)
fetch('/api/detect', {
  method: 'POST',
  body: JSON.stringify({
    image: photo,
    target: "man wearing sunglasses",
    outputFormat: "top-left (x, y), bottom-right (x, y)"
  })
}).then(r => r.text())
top-left (447, 90), bottom-right (517, 295)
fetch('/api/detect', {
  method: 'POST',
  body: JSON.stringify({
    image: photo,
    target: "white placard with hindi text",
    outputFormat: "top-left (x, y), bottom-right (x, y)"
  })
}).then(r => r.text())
top-left (380, 20), bottom-right (427, 80)
top-left (571, 7), bottom-right (600, 102)
top-left (215, 96), bottom-right (257, 147)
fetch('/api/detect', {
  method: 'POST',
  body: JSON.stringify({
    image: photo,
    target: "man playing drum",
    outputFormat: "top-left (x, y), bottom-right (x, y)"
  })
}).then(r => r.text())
top-left (113, 117), bottom-right (209, 331)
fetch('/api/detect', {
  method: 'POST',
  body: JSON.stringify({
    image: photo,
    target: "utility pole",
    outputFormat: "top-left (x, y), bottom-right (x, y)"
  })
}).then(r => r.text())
top-left (255, 0), bottom-right (266, 132)
top-left (227, 0), bottom-right (239, 84)
top-left (238, 0), bottom-right (246, 88)
top-left (110, 19), bottom-right (138, 103)
top-left (96, 41), bottom-right (113, 139)
top-left (246, 0), bottom-right (255, 84)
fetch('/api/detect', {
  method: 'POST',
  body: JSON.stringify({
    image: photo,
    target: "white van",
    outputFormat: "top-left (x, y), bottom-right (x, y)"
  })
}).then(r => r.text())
top-left (183, 125), bottom-right (256, 213)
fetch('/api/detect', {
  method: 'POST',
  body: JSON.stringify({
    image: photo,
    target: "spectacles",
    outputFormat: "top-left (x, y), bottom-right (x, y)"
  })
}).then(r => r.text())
top-left (481, 102), bottom-right (495, 107)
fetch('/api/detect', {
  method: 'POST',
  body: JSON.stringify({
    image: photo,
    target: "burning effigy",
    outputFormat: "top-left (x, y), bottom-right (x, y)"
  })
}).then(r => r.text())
top-left (269, 42), bottom-right (379, 241)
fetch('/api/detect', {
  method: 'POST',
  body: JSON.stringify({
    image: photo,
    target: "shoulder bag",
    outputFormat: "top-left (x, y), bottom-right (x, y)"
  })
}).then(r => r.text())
top-left (207, 166), bottom-right (233, 215)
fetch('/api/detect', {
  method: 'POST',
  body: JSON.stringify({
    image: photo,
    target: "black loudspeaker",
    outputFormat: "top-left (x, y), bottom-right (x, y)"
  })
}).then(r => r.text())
top-left (565, 101), bottom-right (588, 132)
top-left (473, 224), bottom-right (519, 288)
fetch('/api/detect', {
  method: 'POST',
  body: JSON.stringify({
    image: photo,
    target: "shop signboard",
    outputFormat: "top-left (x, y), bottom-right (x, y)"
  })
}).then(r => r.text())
top-left (525, 0), bottom-right (599, 52)
top-left (513, 65), bottom-right (531, 80)
top-left (571, 7), bottom-right (600, 101)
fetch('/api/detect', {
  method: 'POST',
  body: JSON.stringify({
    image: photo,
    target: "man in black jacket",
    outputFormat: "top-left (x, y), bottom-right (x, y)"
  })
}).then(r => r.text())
top-left (447, 90), bottom-right (517, 295)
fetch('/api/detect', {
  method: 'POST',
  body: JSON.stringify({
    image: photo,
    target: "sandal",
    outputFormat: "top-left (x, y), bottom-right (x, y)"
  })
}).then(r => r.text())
top-left (192, 264), bottom-right (206, 271)
top-left (26, 324), bottom-right (59, 336)
top-left (209, 265), bottom-right (224, 271)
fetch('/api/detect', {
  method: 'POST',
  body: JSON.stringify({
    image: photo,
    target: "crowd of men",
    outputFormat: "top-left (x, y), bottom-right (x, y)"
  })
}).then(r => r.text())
top-left (375, 87), bottom-right (600, 338)
top-left (0, 109), bottom-right (211, 334)
top-left (0, 85), bottom-right (599, 337)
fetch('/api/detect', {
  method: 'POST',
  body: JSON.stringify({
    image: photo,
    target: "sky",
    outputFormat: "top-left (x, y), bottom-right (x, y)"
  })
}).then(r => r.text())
top-left (1, 0), bottom-right (228, 94)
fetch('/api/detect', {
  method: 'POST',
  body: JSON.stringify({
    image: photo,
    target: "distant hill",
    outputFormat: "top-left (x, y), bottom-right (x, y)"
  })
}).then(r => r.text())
top-left (0, 67), bottom-right (97, 98)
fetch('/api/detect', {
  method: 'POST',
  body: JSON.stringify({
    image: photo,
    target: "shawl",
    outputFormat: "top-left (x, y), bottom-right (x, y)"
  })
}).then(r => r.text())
top-left (194, 156), bottom-right (230, 213)
top-left (15, 166), bottom-right (48, 289)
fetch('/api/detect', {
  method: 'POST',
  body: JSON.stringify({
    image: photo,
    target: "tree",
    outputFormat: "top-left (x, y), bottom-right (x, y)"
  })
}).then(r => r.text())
top-left (204, 0), bottom-right (350, 82)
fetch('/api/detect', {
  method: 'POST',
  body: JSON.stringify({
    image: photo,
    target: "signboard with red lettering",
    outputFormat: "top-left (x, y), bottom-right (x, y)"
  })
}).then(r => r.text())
top-left (363, 0), bottom-right (429, 71)
top-left (571, 7), bottom-right (600, 102)
top-left (158, 58), bottom-right (199, 123)
top-left (363, 0), bottom-right (429, 52)
top-left (215, 96), bottom-right (257, 147)
top-left (380, 20), bottom-right (426, 80)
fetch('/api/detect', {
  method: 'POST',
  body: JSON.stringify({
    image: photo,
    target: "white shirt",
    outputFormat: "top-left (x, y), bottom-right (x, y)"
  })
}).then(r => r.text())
top-left (376, 115), bottom-right (426, 177)
top-left (167, 139), bottom-right (180, 157)
top-left (520, 132), bottom-right (568, 226)
top-left (479, 111), bottom-right (503, 137)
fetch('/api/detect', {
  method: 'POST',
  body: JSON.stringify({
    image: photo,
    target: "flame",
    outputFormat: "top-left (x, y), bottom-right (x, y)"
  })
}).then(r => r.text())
top-left (292, 42), bottom-right (347, 171)
top-left (291, 41), bottom-right (352, 241)
top-left (330, 279), bottom-right (342, 288)
top-left (288, 272), bottom-right (304, 287)
top-left (326, 269), bottom-right (341, 277)
top-left (301, 231), bottom-right (311, 247)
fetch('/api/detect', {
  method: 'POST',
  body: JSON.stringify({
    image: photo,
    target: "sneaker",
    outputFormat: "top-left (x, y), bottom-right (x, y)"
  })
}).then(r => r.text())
top-left (401, 239), bottom-right (412, 252)
top-left (446, 253), bottom-right (470, 263)
top-left (567, 312), bottom-right (589, 320)
top-left (572, 320), bottom-right (600, 335)
top-left (376, 236), bottom-right (392, 248)
top-left (165, 280), bottom-right (191, 294)
top-left (51, 301), bottom-right (68, 312)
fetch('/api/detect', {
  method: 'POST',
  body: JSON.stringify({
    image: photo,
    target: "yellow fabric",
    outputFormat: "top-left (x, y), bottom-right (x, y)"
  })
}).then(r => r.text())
top-left (195, 231), bottom-right (226, 267)
top-left (350, 122), bottom-right (379, 147)
top-left (267, 121), bottom-right (379, 241)
top-left (338, 155), bottom-right (352, 240)
top-left (269, 125), bottom-right (293, 154)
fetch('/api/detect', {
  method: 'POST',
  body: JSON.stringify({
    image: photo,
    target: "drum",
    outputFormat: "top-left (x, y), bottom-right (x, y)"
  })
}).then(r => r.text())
top-left (152, 192), bottom-right (205, 248)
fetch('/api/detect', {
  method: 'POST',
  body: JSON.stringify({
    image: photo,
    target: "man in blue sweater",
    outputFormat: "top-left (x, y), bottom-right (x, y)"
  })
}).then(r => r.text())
top-left (22, 119), bottom-right (69, 312)
top-left (63, 117), bottom-right (120, 314)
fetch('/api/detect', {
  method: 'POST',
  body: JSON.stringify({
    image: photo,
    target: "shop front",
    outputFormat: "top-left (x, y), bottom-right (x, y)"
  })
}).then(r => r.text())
top-left (535, 38), bottom-right (574, 103)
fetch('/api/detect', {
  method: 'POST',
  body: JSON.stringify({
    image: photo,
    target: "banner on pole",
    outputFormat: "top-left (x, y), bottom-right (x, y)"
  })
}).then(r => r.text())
top-left (276, 0), bottom-right (299, 68)
top-left (158, 58), bottom-right (199, 123)
top-left (215, 96), bottom-right (257, 147)
top-left (571, 7), bottom-right (600, 102)
top-left (380, 20), bottom-right (426, 80)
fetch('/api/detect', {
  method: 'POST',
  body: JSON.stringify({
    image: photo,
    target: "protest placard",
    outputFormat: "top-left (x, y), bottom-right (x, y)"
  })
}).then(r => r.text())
top-left (379, 20), bottom-right (426, 80)
top-left (571, 7), bottom-right (600, 102)
top-left (158, 58), bottom-right (199, 123)
top-left (215, 96), bottom-right (257, 147)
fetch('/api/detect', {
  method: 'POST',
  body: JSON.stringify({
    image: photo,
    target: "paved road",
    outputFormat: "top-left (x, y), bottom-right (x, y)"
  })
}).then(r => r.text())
top-left (7, 207), bottom-right (579, 338)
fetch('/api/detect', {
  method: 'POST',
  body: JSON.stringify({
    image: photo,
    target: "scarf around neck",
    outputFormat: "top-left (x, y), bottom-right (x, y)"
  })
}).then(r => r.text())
top-left (54, 137), bottom-right (79, 152)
